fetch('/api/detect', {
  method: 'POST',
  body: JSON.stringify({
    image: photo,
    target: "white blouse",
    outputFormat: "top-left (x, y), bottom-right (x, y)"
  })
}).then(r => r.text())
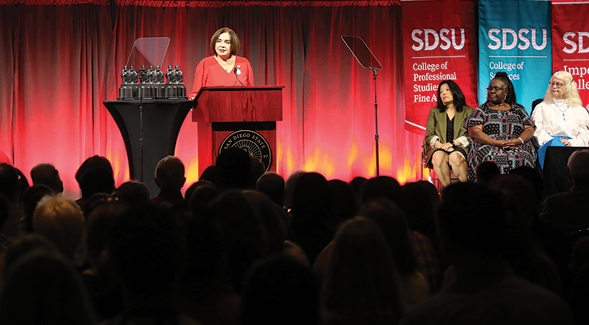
top-left (531, 99), bottom-right (589, 146)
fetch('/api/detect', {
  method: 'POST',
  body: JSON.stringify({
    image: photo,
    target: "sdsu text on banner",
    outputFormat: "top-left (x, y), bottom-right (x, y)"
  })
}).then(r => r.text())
top-left (552, 1), bottom-right (589, 106)
top-left (478, 0), bottom-right (551, 114)
top-left (401, 0), bottom-right (477, 135)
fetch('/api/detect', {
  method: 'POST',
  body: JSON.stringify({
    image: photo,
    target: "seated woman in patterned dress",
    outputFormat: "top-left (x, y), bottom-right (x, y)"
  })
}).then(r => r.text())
top-left (465, 72), bottom-right (537, 181)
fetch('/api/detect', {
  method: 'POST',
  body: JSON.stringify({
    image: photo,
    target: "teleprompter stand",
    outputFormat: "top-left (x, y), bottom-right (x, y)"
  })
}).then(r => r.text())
top-left (342, 35), bottom-right (383, 176)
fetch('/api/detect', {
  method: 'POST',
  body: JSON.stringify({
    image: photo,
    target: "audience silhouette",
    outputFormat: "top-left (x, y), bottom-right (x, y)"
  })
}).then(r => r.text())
top-left (0, 152), bottom-right (586, 325)
top-left (255, 171), bottom-right (285, 209)
top-left (321, 216), bottom-right (403, 325)
top-left (541, 149), bottom-right (589, 233)
top-left (30, 163), bottom-right (63, 194)
top-left (33, 196), bottom-right (85, 265)
top-left (289, 172), bottom-right (332, 265)
top-left (0, 250), bottom-right (96, 325)
top-left (400, 182), bottom-right (574, 325)
top-left (242, 255), bottom-right (319, 325)
top-left (75, 156), bottom-right (115, 208)
top-left (0, 163), bottom-right (24, 244)
top-left (151, 155), bottom-right (186, 208)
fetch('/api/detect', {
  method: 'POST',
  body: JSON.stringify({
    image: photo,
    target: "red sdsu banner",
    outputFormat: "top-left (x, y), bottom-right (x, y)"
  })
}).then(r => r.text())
top-left (401, 0), bottom-right (478, 134)
top-left (553, 1), bottom-right (589, 105)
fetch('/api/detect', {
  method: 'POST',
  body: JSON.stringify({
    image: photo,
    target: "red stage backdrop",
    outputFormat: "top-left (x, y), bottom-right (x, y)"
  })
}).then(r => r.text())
top-left (401, 0), bottom-right (478, 135)
top-left (553, 0), bottom-right (589, 105)
top-left (1, 1), bottom-right (428, 199)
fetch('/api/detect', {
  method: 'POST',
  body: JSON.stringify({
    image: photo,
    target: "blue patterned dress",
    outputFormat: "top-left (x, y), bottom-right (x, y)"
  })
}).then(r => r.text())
top-left (465, 103), bottom-right (537, 181)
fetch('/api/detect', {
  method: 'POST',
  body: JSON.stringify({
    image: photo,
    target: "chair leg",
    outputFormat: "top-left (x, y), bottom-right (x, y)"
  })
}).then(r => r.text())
top-left (425, 168), bottom-right (442, 193)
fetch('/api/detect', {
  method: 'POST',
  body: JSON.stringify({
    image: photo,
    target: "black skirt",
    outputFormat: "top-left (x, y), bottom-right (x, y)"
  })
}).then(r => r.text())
top-left (425, 146), bottom-right (467, 169)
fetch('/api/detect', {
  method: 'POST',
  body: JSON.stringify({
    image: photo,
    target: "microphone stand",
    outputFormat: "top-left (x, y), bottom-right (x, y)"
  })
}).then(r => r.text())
top-left (370, 67), bottom-right (379, 176)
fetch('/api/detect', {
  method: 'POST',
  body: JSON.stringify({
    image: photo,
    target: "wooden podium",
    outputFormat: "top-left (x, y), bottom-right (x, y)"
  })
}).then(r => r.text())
top-left (192, 86), bottom-right (283, 173)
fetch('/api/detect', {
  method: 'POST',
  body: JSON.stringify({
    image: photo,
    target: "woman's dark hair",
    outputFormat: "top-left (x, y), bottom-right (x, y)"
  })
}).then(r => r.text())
top-left (107, 202), bottom-right (186, 296)
top-left (492, 71), bottom-right (517, 105)
top-left (436, 80), bottom-right (467, 113)
top-left (0, 251), bottom-right (96, 325)
top-left (360, 198), bottom-right (417, 278)
top-left (242, 255), bottom-right (319, 325)
top-left (210, 190), bottom-right (267, 291)
top-left (210, 27), bottom-right (240, 56)
top-left (23, 185), bottom-right (53, 233)
top-left (320, 217), bottom-right (403, 325)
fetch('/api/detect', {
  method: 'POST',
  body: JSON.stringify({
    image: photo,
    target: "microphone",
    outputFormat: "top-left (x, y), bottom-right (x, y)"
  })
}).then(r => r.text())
top-left (234, 67), bottom-right (245, 86)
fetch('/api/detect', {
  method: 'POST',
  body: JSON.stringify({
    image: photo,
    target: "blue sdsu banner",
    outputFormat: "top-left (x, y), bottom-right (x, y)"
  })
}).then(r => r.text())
top-left (478, 0), bottom-right (552, 114)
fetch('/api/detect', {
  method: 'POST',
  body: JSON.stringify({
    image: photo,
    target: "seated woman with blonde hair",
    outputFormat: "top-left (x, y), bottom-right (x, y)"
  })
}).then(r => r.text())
top-left (532, 70), bottom-right (589, 169)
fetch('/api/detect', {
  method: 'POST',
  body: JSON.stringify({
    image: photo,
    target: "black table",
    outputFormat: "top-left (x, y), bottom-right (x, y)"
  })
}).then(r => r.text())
top-left (543, 146), bottom-right (589, 196)
top-left (104, 99), bottom-right (194, 197)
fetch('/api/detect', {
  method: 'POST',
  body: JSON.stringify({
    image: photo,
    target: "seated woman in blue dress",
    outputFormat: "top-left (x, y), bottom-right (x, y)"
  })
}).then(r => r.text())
top-left (466, 72), bottom-right (537, 181)
top-left (531, 70), bottom-right (589, 169)
top-left (424, 80), bottom-right (474, 188)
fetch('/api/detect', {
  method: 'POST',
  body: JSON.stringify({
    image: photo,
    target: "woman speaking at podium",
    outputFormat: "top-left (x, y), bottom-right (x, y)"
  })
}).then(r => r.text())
top-left (189, 27), bottom-right (254, 100)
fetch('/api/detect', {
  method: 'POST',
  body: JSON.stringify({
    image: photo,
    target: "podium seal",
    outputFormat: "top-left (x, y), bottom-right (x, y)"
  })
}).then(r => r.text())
top-left (219, 130), bottom-right (272, 171)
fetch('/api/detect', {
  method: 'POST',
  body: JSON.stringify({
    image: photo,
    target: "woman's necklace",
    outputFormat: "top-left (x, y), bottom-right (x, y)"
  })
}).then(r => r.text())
top-left (553, 98), bottom-right (568, 122)
top-left (216, 55), bottom-right (234, 72)
top-left (489, 102), bottom-right (508, 110)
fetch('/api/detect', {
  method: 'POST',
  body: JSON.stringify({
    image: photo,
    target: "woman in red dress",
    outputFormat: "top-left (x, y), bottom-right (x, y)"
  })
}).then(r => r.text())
top-left (189, 27), bottom-right (254, 100)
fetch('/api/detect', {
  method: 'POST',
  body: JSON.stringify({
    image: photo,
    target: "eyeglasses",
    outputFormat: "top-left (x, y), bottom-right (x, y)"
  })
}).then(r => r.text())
top-left (487, 86), bottom-right (504, 92)
top-left (549, 81), bottom-right (565, 88)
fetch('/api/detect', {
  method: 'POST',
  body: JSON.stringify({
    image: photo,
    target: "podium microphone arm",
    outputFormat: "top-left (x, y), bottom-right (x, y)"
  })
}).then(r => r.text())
top-left (234, 68), bottom-right (245, 86)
